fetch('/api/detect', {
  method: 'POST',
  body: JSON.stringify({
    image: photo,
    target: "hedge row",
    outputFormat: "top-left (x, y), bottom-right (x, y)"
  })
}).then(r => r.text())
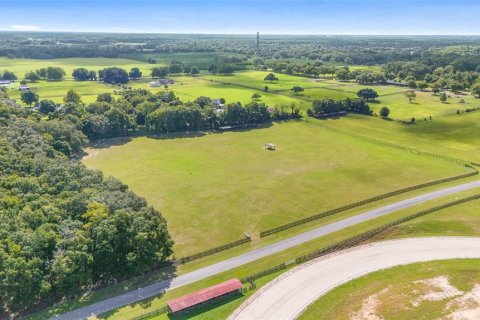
top-left (176, 235), bottom-right (251, 264)
top-left (244, 194), bottom-right (480, 285)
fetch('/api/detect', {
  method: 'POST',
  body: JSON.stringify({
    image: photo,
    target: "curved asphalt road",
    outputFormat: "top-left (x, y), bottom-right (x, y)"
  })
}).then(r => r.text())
top-left (53, 180), bottom-right (480, 320)
top-left (229, 237), bottom-right (480, 320)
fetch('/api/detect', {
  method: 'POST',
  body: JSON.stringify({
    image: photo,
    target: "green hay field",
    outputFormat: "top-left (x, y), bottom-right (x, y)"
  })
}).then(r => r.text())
top-left (82, 119), bottom-right (468, 256)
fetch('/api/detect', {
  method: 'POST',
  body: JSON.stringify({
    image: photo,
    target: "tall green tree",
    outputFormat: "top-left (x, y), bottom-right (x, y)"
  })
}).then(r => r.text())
top-left (21, 90), bottom-right (39, 106)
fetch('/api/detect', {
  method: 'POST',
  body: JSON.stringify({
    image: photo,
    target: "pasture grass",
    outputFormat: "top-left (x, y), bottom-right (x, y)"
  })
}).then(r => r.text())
top-left (82, 119), bottom-right (468, 256)
top-left (299, 259), bottom-right (480, 320)
top-left (0, 57), bottom-right (154, 77)
top-left (334, 112), bottom-right (480, 164)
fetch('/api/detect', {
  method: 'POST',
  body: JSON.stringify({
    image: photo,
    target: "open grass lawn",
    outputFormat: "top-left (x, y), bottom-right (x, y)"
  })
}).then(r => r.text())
top-left (373, 197), bottom-right (480, 240)
top-left (158, 76), bottom-right (303, 107)
top-left (335, 112), bottom-right (480, 164)
top-left (0, 57), bottom-right (155, 77)
top-left (121, 52), bottom-right (244, 69)
top-left (299, 259), bottom-right (480, 320)
top-left (373, 90), bottom-right (479, 121)
top-left (6, 80), bottom-right (119, 104)
top-left (82, 119), bottom-right (468, 256)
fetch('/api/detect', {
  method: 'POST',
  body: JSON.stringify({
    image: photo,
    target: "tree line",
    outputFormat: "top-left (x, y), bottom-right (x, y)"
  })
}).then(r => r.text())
top-left (31, 88), bottom-right (301, 140)
top-left (0, 98), bottom-right (173, 316)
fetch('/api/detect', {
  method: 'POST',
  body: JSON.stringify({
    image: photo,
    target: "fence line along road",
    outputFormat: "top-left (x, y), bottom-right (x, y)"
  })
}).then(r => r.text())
top-left (229, 237), bottom-right (480, 320)
top-left (53, 180), bottom-right (480, 320)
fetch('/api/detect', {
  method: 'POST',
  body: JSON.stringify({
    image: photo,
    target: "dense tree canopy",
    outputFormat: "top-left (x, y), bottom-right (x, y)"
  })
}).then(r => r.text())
top-left (72, 68), bottom-right (96, 81)
top-left (99, 67), bottom-right (129, 84)
top-left (0, 99), bottom-right (173, 315)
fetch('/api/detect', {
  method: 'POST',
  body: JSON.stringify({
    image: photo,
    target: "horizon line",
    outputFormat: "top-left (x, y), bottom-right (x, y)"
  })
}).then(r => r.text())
top-left (1, 30), bottom-right (480, 37)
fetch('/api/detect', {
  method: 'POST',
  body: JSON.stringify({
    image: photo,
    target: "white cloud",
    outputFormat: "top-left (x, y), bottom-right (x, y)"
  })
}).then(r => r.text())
top-left (10, 25), bottom-right (41, 31)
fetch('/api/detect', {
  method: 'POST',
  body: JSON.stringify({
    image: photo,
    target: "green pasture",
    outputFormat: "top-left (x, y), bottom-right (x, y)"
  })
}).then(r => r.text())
top-left (5, 80), bottom-right (118, 104)
top-left (0, 57), bottom-right (155, 78)
top-left (82, 119), bottom-right (467, 256)
top-left (334, 112), bottom-right (480, 164)
top-left (373, 90), bottom-right (479, 120)
top-left (121, 52), bottom-right (244, 69)
top-left (299, 259), bottom-right (480, 320)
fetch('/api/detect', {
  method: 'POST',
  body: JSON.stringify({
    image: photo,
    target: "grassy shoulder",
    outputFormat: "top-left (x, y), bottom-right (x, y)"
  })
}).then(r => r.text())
top-left (298, 259), bottom-right (480, 320)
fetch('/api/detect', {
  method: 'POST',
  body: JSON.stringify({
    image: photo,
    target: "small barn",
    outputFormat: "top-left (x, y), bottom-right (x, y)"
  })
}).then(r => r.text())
top-left (149, 81), bottom-right (161, 87)
top-left (19, 84), bottom-right (30, 91)
top-left (0, 80), bottom-right (12, 87)
top-left (167, 279), bottom-right (242, 314)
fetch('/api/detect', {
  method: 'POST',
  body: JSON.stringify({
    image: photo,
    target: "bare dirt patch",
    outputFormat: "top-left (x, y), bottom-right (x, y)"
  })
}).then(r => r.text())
top-left (411, 276), bottom-right (463, 307)
top-left (444, 284), bottom-right (480, 320)
top-left (351, 287), bottom-right (391, 320)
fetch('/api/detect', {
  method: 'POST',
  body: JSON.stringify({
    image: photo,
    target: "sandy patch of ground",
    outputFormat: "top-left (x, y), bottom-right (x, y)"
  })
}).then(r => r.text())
top-left (444, 284), bottom-right (480, 320)
top-left (351, 287), bottom-right (391, 320)
top-left (411, 276), bottom-right (463, 307)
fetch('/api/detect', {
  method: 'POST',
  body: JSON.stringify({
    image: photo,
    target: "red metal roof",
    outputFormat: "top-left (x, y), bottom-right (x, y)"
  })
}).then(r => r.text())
top-left (167, 278), bottom-right (242, 313)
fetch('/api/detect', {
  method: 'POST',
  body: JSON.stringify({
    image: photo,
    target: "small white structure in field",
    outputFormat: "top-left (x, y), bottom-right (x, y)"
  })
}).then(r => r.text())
top-left (19, 84), bottom-right (30, 91)
top-left (265, 143), bottom-right (276, 150)
top-left (149, 81), bottom-right (161, 87)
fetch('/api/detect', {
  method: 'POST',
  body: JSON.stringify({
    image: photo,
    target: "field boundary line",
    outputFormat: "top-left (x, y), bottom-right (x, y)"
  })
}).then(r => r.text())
top-left (230, 194), bottom-right (480, 319)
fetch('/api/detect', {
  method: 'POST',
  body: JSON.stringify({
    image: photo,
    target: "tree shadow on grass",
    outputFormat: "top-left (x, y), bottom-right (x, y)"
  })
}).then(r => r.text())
top-left (87, 136), bottom-right (134, 149)
top-left (97, 264), bottom-right (178, 319)
top-left (146, 131), bottom-right (207, 141)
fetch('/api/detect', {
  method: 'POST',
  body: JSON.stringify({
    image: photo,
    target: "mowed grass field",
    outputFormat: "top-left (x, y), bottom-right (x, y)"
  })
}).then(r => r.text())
top-left (0, 57), bottom-right (156, 77)
top-left (2, 55), bottom-right (477, 120)
top-left (335, 112), bottom-right (480, 164)
top-left (299, 259), bottom-right (480, 320)
top-left (82, 119), bottom-right (469, 256)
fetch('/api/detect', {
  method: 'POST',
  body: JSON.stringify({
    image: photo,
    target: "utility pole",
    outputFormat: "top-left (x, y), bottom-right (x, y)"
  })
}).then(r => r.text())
top-left (256, 32), bottom-right (260, 52)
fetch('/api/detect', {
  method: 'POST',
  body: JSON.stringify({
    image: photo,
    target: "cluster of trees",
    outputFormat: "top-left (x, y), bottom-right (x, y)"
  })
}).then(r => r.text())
top-left (208, 64), bottom-right (235, 75)
top-left (98, 67), bottom-right (129, 84)
top-left (0, 70), bottom-right (17, 81)
top-left (35, 67), bottom-right (66, 81)
top-left (30, 88), bottom-right (301, 139)
top-left (72, 68), bottom-right (97, 81)
top-left (307, 98), bottom-right (373, 116)
top-left (357, 88), bottom-right (379, 101)
top-left (0, 99), bottom-right (173, 316)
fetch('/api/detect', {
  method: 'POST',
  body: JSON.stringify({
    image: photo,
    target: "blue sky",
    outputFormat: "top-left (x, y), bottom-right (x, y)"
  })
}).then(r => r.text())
top-left (0, 0), bottom-right (479, 35)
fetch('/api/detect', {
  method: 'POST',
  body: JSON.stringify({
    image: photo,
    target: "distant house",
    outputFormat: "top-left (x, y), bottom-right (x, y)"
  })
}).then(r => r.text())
top-left (0, 80), bottom-right (12, 87)
top-left (149, 81), bottom-right (161, 87)
top-left (212, 98), bottom-right (224, 109)
top-left (149, 79), bottom-right (174, 87)
top-left (19, 84), bottom-right (30, 91)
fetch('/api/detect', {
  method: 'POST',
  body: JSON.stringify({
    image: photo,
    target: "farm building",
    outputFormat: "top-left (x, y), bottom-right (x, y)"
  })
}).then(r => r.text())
top-left (0, 80), bottom-right (12, 87)
top-left (149, 79), bottom-right (174, 87)
top-left (167, 279), bottom-right (242, 314)
top-left (212, 98), bottom-right (225, 108)
top-left (19, 84), bottom-right (30, 91)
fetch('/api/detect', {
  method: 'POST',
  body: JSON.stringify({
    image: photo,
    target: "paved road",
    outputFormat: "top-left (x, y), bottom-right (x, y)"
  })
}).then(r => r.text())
top-left (229, 237), bottom-right (480, 320)
top-left (53, 180), bottom-right (480, 320)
